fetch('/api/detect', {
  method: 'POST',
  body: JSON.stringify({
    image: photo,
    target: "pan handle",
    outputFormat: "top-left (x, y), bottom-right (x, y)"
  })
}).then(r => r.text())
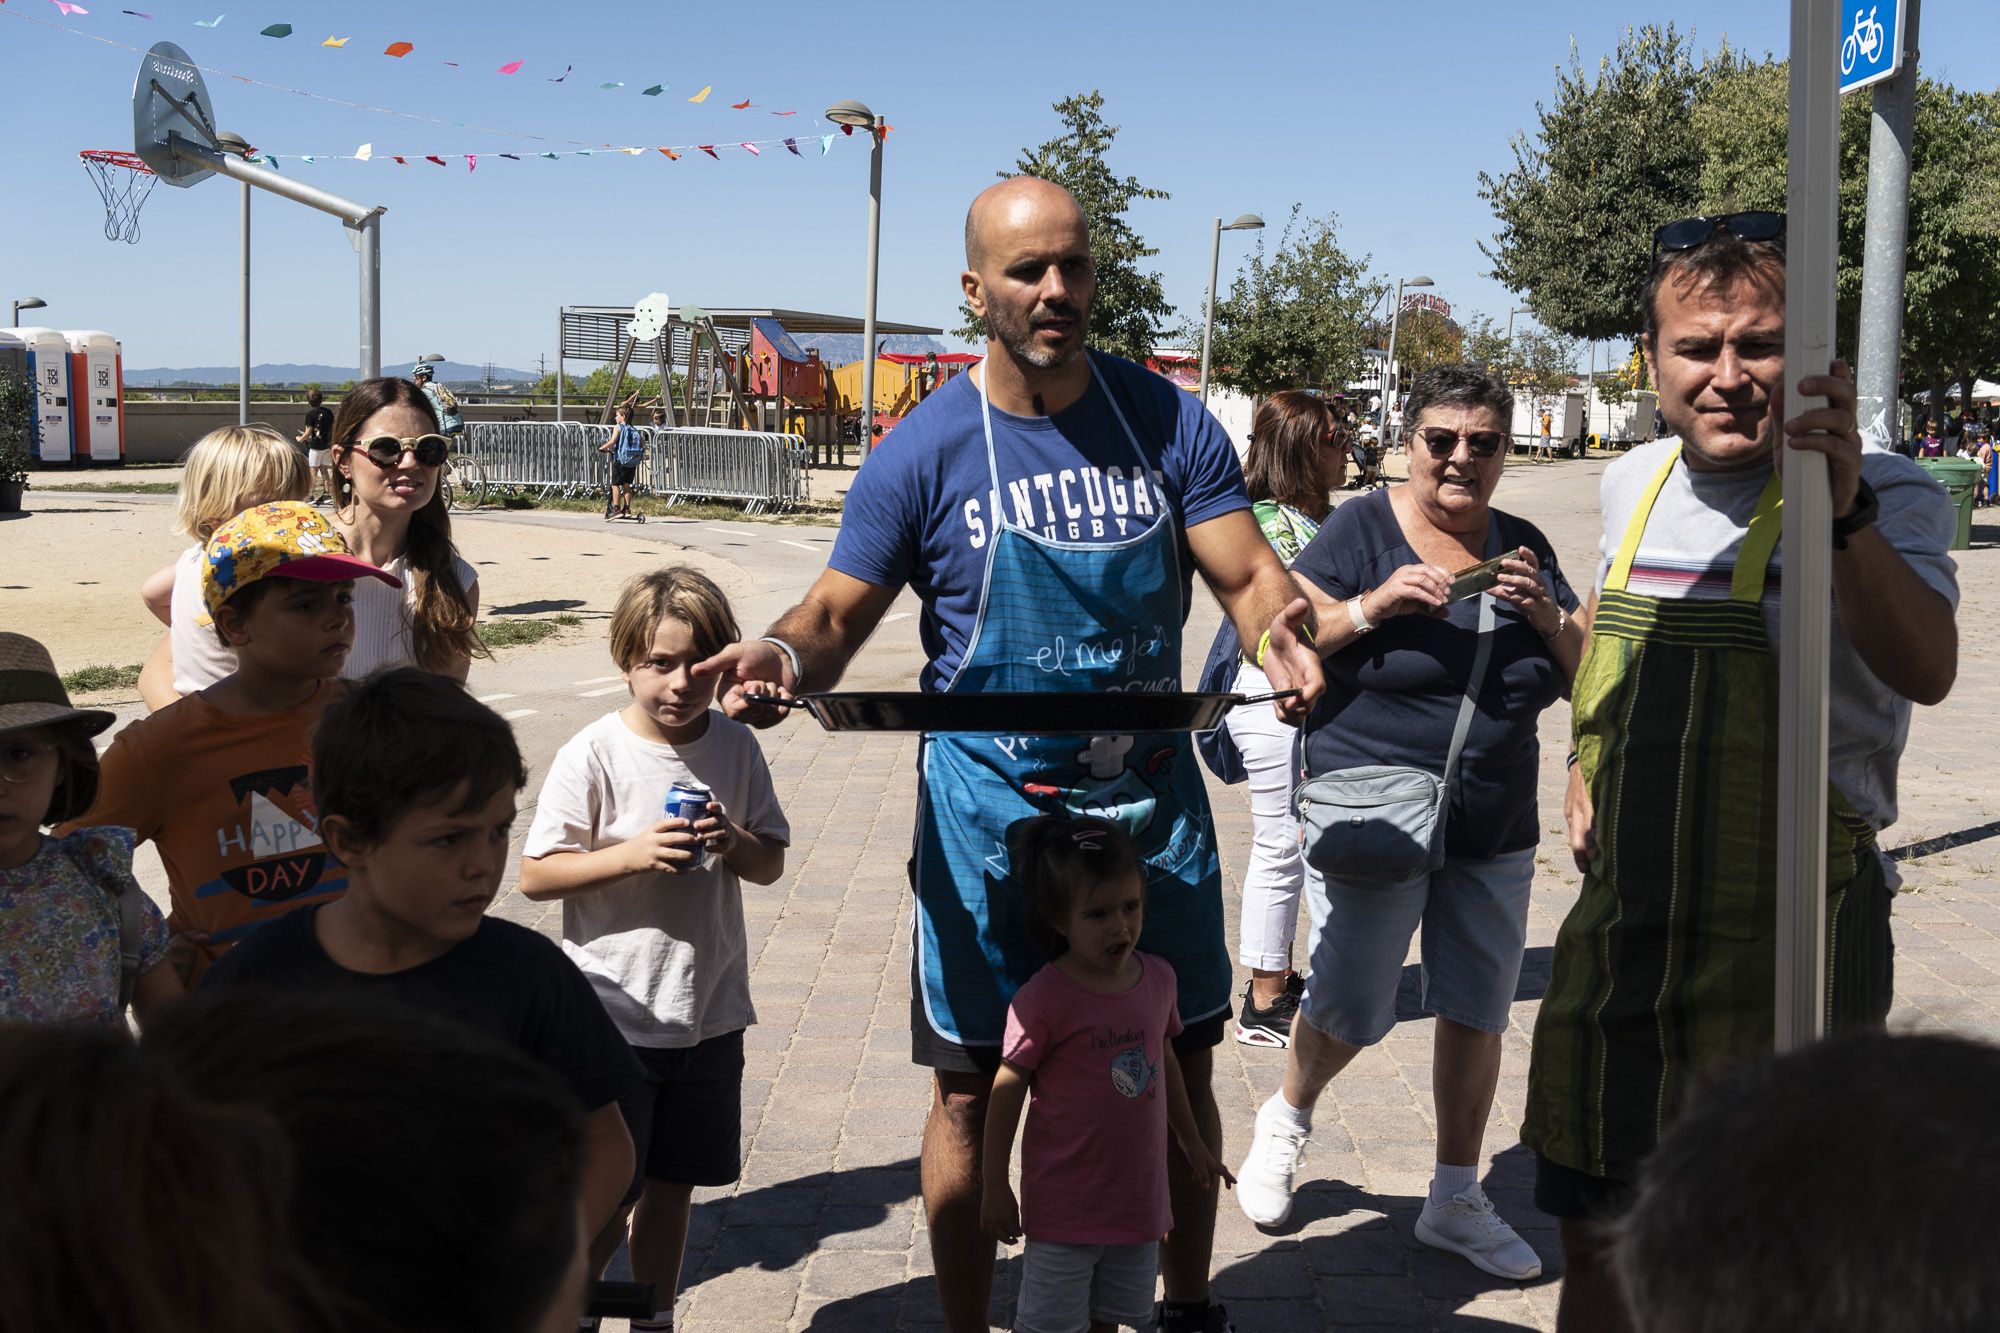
top-left (1232, 689), bottom-right (1303, 707)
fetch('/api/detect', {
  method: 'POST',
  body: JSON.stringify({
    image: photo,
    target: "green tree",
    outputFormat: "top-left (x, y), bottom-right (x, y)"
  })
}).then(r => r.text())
top-left (0, 372), bottom-right (30, 460)
top-left (1389, 302), bottom-right (1465, 382)
top-left (1461, 314), bottom-right (1512, 377)
top-left (956, 91), bottom-right (1174, 362)
top-left (1479, 25), bottom-right (1721, 342)
top-left (1197, 206), bottom-right (1383, 394)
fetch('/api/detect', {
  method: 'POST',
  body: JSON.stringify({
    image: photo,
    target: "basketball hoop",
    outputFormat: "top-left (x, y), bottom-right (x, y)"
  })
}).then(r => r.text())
top-left (80, 150), bottom-right (159, 244)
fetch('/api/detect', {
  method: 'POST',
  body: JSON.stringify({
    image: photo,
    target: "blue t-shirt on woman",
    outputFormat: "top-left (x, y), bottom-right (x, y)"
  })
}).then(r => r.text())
top-left (1290, 487), bottom-right (1580, 860)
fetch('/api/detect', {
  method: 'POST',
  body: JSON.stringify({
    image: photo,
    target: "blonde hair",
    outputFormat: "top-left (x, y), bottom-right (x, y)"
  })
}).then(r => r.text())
top-left (174, 426), bottom-right (309, 541)
top-left (609, 567), bottom-right (739, 669)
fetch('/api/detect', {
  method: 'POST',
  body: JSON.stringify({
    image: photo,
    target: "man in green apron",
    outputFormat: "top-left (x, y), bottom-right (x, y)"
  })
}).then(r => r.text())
top-left (1522, 213), bottom-right (1960, 1332)
top-left (696, 177), bottom-right (1322, 1333)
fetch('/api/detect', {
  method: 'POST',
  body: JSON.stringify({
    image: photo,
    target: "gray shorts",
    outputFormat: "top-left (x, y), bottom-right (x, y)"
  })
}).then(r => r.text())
top-left (1301, 846), bottom-right (1535, 1046)
top-left (1014, 1238), bottom-right (1157, 1332)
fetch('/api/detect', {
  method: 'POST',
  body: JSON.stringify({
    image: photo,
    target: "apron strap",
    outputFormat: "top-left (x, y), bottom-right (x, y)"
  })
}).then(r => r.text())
top-left (1730, 471), bottom-right (1786, 604)
top-left (1604, 444), bottom-right (1683, 593)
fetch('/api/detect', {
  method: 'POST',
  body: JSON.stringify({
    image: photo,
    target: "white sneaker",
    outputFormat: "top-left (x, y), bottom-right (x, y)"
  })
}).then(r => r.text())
top-left (1236, 1099), bottom-right (1310, 1227)
top-left (1414, 1182), bottom-right (1543, 1280)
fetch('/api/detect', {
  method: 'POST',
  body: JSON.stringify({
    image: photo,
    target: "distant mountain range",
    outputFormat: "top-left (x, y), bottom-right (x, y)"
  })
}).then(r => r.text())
top-left (124, 359), bottom-right (536, 387)
top-left (790, 333), bottom-right (951, 363)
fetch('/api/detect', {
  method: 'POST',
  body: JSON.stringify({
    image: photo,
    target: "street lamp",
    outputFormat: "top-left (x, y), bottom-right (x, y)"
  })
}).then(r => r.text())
top-left (10, 297), bottom-right (46, 327)
top-left (216, 130), bottom-right (255, 425)
top-left (826, 99), bottom-right (885, 453)
top-left (1198, 213), bottom-right (1263, 405)
top-left (1376, 276), bottom-right (1434, 449)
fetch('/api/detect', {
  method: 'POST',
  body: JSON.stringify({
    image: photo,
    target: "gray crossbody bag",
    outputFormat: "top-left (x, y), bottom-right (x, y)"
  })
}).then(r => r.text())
top-left (1292, 541), bottom-right (1497, 886)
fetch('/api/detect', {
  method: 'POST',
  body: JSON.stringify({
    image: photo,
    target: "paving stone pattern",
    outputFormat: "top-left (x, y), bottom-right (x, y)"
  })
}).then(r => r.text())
top-left (486, 462), bottom-right (1999, 1331)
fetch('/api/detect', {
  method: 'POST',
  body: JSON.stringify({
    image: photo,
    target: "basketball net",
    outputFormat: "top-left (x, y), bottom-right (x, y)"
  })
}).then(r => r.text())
top-left (80, 151), bottom-right (159, 245)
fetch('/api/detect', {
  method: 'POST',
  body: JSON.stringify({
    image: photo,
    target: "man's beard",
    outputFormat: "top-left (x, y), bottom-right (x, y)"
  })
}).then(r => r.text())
top-left (989, 298), bottom-right (1088, 371)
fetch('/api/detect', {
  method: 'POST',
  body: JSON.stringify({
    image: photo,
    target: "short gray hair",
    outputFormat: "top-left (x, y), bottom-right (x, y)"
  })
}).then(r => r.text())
top-left (1402, 364), bottom-right (1514, 431)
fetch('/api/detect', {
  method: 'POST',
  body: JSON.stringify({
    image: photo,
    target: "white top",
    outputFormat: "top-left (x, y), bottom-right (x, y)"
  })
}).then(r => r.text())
top-left (522, 709), bottom-right (790, 1047)
top-left (169, 545), bottom-right (238, 694)
top-left (340, 550), bottom-right (479, 679)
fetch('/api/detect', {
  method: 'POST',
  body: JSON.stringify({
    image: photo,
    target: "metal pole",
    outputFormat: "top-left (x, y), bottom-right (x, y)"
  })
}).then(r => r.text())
top-left (1856, 0), bottom-right (1921, 445)
top-left (354, 213), bottom-right (380, 379)
top-left (555, 308), bottom-right (566, 423)
top-left (1776, 0), bottom-right (1841, 1053)
top-left (1199, 216), bottom-right (1222, 405)
top-left (1376, 277), bottom-right (1406, 449)
top-left (859, 126), bottom-right (884, 452)
top-left (238, 179), bottom-right (250, 425)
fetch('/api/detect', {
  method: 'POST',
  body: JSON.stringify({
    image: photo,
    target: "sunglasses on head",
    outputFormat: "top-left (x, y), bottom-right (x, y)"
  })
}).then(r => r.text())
top-left (352, 434), bottom-right (449, 468)
top-left (1650, 211), bottom-right (1786, 265)
top-left (1417, 427), bottom-right (1506, 459)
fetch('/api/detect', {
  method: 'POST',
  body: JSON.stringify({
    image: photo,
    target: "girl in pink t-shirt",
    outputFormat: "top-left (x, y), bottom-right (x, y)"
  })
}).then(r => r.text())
top-left (981, 815), bottom-right (1232, 1333)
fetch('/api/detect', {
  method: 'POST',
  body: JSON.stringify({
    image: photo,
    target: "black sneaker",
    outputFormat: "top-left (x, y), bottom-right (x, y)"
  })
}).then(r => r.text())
top-left (1235, 977), bottom-right (1300, 1048)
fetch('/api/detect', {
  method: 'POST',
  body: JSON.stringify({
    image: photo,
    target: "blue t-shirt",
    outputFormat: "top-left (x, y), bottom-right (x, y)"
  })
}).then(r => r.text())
top-left (1290, 488), bottom-right (1580, 860)
top-left (830, 354), bottom-right (1250, 691)
top-left (612, 424), bottom-right (645, 465)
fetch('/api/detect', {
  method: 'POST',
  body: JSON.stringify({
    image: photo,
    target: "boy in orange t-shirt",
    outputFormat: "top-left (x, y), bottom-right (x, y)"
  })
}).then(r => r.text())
top-left (68, 501), bottom-right (400, 977)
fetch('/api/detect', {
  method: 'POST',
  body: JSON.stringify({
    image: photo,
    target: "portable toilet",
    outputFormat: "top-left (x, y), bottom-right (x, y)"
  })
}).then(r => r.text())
top-left (10, 327), bottom-right (76, 465)
top-left (65, 330), bottom-right (125, 465)
top-left (0, 330), bottom-right (24, 397)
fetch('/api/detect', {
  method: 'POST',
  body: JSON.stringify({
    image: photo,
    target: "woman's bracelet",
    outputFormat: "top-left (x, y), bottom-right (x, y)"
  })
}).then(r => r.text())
top-left (1566, 749), bottom-right (1580, 769)
top-left (1348, 590), bottom-right (1375, 636)
top-left (1541, 604), bottom-right (1568, 642)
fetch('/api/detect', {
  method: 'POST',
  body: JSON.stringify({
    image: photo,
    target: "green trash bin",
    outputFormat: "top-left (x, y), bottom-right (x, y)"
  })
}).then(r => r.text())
top-left (1916, 457), bottom-right (1978, 551)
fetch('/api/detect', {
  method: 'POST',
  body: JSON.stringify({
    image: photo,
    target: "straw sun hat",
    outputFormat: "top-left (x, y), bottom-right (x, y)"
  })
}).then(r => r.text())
top-left (0, 634), bottom-right (116, 738)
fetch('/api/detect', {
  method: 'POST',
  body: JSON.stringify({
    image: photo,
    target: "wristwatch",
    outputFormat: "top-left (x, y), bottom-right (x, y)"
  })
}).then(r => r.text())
top-left (1831, 477), bottom-right (1879, 550)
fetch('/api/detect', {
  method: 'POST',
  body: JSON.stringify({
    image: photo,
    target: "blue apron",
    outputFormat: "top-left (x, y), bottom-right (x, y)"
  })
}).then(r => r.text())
top-left (912, 354), bottom-right (1230, 1047)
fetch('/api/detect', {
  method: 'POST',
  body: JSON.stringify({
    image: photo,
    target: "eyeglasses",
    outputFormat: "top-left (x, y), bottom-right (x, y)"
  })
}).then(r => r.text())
top-left (1650, 211), bottom-right (1786, 265)
top-left (1416, 427), bottom-right (1506, 459)
top-left (0, 738), bottom-right (56, 785)
top-left (352, 434), bottom-right (449, 468)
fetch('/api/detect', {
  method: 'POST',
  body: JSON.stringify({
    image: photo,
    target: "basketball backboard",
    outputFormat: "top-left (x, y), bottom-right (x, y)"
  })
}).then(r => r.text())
top-left (132, 41), bottom-right (218, 187)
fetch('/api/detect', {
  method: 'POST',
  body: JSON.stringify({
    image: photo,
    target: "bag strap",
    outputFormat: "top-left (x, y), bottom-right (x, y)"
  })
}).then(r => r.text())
top-left (1441, 524), bottom-right (1501, 791)
top-left (113, 878), bottom-right (144, 1011)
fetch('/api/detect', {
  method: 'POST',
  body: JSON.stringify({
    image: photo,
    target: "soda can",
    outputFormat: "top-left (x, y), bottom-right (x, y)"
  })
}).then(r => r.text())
top-left (665, 783), bottom-right (714, 870)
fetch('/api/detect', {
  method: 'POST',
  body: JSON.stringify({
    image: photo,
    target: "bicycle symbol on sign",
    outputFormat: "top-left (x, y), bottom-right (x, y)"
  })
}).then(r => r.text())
top-left (1841, 4), bottom-right (1884, 77)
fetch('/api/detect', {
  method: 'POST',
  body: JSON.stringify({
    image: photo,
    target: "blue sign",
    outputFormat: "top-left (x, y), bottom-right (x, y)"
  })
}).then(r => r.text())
top-left (1838, 0), bottom-right (1904, 94)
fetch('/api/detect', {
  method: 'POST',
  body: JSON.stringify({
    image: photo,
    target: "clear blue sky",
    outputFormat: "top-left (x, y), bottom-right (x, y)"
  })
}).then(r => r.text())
top-left (3, 0), bottom-right (1993, 375)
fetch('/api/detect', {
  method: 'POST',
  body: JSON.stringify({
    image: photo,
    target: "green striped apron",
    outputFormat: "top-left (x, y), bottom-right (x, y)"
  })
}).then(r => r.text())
top-left (1521, 445), bottom-right (1890, 1184)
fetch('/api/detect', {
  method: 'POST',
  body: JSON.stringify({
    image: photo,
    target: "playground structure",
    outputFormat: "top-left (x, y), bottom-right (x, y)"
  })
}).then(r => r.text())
top-left (555, 305), bottom-right (943, 461)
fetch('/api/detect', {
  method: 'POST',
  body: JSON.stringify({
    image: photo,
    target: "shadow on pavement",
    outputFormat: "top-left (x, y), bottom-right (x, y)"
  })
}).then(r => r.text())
top-left (487, 596), bottom-right (590, 615)
top-left (1888, 819), bottom-right (2000, 862)
top-left (1394, 947), bottom-right (1553, 1022)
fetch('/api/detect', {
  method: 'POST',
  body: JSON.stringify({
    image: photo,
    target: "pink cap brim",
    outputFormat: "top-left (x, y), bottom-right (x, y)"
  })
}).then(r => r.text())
top-left (269, 554), bottom-right (404, 589)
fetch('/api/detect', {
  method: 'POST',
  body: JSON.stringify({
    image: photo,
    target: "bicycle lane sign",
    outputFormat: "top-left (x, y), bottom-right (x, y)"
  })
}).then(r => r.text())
top-left (1839, 0), bottom-right (1905, 94)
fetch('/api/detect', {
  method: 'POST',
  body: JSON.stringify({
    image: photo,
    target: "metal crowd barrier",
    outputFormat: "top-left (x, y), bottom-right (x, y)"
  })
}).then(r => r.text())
top-left (461, 422), bottom-right (810, 512)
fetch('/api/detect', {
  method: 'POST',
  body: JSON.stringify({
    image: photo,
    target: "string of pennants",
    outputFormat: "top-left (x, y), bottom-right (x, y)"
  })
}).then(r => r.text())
top-left (26, 0), bottom-right (852, 116)
top-left (245, 134), bottom-right (856, 171)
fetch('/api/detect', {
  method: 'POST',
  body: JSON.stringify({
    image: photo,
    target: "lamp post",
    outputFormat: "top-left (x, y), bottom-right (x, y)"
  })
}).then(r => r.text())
top-left (1505, 304), bottom-right (1533, 436)
top-left (1376, 276), bottom-right (1434, 450)
top-left (825, 99), bottom-right (884, 453)
top-left (1198, 213), bottom-right (1263, 405)
top-left (10, 297), bottom-right (46, 327)
top-left (216, 130), bottom-right (254, 425)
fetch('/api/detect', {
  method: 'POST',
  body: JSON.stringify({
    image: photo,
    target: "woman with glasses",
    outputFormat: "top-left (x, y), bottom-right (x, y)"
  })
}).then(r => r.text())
top-left (1234, 365), bottom-right (1582, 1282)
top-left (329, 377), bottom-right (486, 681)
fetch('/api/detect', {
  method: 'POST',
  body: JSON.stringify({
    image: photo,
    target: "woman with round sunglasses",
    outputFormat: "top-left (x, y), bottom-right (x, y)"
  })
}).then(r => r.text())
top-left (1234, 365), bottom-right (1583, 1281)
top-left (328, 377), bottom-right (486, 681)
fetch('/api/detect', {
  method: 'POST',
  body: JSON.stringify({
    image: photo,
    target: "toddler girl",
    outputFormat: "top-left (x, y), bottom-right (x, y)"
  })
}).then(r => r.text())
top-left (981, 815), bottom-right (1231, 1333)
top-left (0, 633), bottom-right (178, 1026)
top-left (137, 425), bottom-right (310, 709)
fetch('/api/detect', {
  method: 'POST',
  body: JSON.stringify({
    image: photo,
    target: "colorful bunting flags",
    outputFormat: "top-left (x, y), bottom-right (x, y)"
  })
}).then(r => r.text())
top-left (731, 98), bottom-right (752, 109)
top-left (597, 81), bottom-right (621, 90)
top-left (259, 21), bottom-right (288, 36)
top-left (466, 154), bottom-right (476, 171)
top-left (354, 143), bottom-right (371, 160)
top-left (698, 145), bottom-right (717, 159)
top-left (740, 142), bottom-right (759, 155)
top-left (820, 134), bottom-right (833, 155)
top-left (384, 40), bottom-right (412, 56)
top-left (122, 10), bottom-right (154, 17)
top-left (425, 155), bottom-right (445, 166)
top-left (784, 138), bottom-right (798, 155)
top-left (687, 85), bottom-right (710, 103)
top-left (192, 13), bottom-right (223, 26)
top-left (642, 84), bottom-right (664, 96)
top-left (548, 64), bottom-right (570, 81)
top-left (500, 153), bottom-right (520, 160)
top-left (496, 59), bottom-right (522, 73)
top-left (321, 34), bottom-right (346, 46)
top-left (772, 110), bottom-right (795, 116)
top-left (391, 155), bottom-right (407, 164)
top-left (50, 1), bottom-right (90, 14)
top-left (658, 147), bottom-right (679, 160)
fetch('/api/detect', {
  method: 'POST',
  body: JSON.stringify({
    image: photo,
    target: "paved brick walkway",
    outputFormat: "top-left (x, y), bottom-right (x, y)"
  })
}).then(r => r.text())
top-left (484, 461), bottom-right (2000, 1331)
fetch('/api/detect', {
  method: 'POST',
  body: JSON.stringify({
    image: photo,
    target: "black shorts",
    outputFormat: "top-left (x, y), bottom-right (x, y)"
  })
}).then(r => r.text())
top-left (908, 948), bottom-right (1226, 1074)
top-left (611, 462), bottom-right (639, 486)
top-left (615, 1030), bottom-right (744, 1204)
top-left (1532, 1153), bottom-right (1636, 1222)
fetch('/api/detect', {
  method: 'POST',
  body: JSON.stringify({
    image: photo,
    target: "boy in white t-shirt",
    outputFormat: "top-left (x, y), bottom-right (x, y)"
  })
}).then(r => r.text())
top-left (521, 567), bottom-right (789, 1333)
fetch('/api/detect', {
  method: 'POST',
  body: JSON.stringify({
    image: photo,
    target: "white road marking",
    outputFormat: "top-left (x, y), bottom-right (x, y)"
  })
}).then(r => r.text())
top-left (500, 708), bottom-right (538, 721)
top-left (579, 685), bottom-right (626, 698)
top-left (780, 539), bottom-right (818, 552)
top-left (574, 674), bottom-right (622, 685)
top-left (883, 612), bottom-right (914, 624)
top-left (476, 692), bottom-right (518, 703)
top-left (704, 525), bottom-right (759, 537)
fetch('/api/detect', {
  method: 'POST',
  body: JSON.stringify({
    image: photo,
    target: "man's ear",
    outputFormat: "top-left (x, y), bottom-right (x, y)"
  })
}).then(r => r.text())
top-left (318, 813), bottom-right (367, 867)
top-left (961, 268), bottom-right (986, 321)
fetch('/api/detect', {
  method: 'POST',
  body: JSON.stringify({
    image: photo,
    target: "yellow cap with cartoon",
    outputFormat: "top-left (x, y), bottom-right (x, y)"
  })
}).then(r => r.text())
top-left (200, 501), bottom-right (401, 621)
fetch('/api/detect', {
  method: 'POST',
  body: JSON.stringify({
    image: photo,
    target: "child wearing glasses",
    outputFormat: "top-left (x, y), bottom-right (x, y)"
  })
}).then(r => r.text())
top-left (0, 633), bottom-right (182, 1026)
top-left (328, 376), bottom-right (485, 681)
top-left (520, 567), bottom-right (791, 1333)
top-left (65, 502), bottom-right (403, 981)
